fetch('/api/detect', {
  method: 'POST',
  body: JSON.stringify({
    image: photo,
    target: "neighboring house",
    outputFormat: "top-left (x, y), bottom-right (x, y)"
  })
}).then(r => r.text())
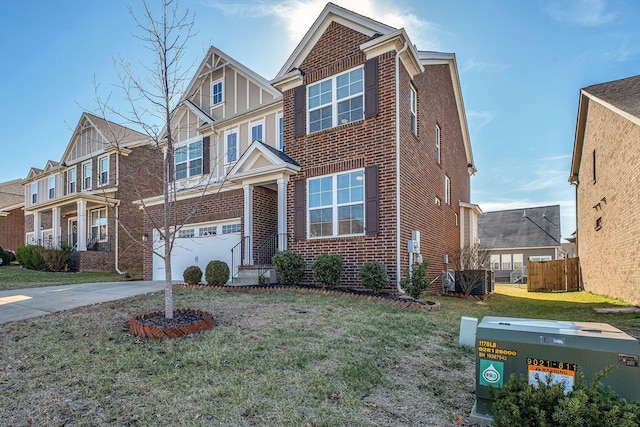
top-left (569, 75), bottom-right (640, 305)
top-left (142, 3), bottom-right (479, 287)
top-left (0, 179), bottom-right (25, 252)
top-left (478, 205), bottom-right (563, 283)
top-left (22, 113), bottom-right (162, 274)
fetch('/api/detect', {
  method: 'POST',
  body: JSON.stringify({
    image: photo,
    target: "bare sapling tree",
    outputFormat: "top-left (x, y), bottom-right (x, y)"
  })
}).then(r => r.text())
top-left (450, 243), bottom-right (493, 296)
top-left (93, 0), bottom-right (198, 319)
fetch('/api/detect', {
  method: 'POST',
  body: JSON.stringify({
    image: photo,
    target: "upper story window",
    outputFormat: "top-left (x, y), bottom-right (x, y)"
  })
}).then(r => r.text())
top-left (48, 176), bottom-right (56, 199)
top-left (211, 79), bottom-right (223, 106)
top-left (226, 131), bottom-right (238, 164)
top-left (444, 175), bottom-right (451, 205)
top-left (410, 86), bottom-right (417, 134)
top-left (67, 168), bottom-right (76, 194)
top-left (592, 149), bottom-right (597, 184)
top-left (175, 140), bottom-right (203, 180)
top-left (436, 124), bottom-right (441, 164)
top-left (308, 169), bottom-right (364, 238)
top-left (99, 156), bottom-right (109, 186)
top-left (83, 161), bottom-right (92, 190)
top-left (307, 66), bottom-right (363, 133)
top-left (250, 122), bottom-right (263, 143)
top-left (31, 182), bottom-right (38, 204)
top-left (277, 114), bottom-right (284, 150)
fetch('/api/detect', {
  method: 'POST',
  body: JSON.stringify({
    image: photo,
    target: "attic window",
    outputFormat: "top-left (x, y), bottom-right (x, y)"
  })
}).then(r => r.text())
top-left (211, 79), bottom-right (223, 106)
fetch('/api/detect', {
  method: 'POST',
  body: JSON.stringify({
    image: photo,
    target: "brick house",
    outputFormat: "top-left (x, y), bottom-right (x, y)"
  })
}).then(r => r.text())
top-left (569, 75), bottom-right (640, 305)
top-left (478, 205), bottom-right (563, 283)
top-left (0, 179), bottom-right (25, 253)
top-left (142, 3), bottom-right (479, 289)
top-left (22, 113), bottom-right (162, 274)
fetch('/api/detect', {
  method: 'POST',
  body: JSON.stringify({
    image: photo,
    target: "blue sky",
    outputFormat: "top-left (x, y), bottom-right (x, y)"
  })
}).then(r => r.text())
top-left (1, 0), bottom-right (639, 240)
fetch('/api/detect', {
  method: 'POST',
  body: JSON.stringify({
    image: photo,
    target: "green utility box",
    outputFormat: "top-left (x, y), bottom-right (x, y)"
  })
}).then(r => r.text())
top-left (471, 316), bottom-right (640, 425)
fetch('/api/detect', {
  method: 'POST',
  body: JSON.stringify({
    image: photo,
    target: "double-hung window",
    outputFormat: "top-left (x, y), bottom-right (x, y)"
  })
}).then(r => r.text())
top-left (48, 176), bottom-right (56, 199)
top-left (83, 162), bottom-right (92, 190)
top-left (307, 67), bottom-right (363, 133)
top-left (277, 114), bottom-right (284, 150)
top-left (99, 156), bottom-right (109, 185)
top-left (308, 169), bottom-right (364, 237)
top-left (444, 175), bottom-right (451, 205)
top-left (211, 79), bottom-right (223, 106)
top-left (90, 208), bottom-right (107, 242)
top-left (31, 182), bottom-right (38, 204)
top-left (226, 131), bottom-right (238, 164)
top-left (436, 124), bottom-right (441, 164)
top-left (175, 140), bottom-right (203, 180)
top-left (410, 86), bottom-right (417, 134)
top-left (68, 168), bottom-right (76, 194)
top-left (250, 122), bottom-right (263, 143)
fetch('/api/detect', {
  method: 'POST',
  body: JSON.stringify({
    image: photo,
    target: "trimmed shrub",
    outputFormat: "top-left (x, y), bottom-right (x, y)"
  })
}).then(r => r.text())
top-left (491, 368), bottom-right (640, 427)
top-left (15, 245), bottom-right (46, 271)
top-left (359, 261), bottom-right (389, 293)
top-left (205, 260), bottom-right (230, 286)
top-left (41, 244), bottom-right (73, 272)
top-left (401, 260), bottom-right (430, 299)
top-left (311, 253), bottom-right (343, 288)
top-left (272, 250), bottom-right (305, 286)
top-left (183, 265), bottom-right (203, 285)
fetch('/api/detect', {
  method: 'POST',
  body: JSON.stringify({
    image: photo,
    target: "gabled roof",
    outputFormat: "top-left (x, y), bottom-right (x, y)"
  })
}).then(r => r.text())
top-left (570, 75), bottom-right (640, 182)
top-left (478, 205), bottom-right (562, 249)
top-left (275, 2), bottom-right (396, 78)
top-left (228, 140), bottom-right (300, 181)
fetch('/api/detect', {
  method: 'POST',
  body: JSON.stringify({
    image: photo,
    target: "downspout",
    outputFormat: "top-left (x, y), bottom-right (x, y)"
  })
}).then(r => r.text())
top-left (115, 203), bottom-right (123, 274)
top-left (395, 41), bottom-right (409, 294)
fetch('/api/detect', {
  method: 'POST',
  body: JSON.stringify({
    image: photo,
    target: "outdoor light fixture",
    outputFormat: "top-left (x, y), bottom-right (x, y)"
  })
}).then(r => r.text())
top-left (142, 233), bottom-right (149, 242)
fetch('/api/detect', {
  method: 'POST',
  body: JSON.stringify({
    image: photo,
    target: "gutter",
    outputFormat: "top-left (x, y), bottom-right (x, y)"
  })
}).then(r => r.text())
top-left (395, 42), bottom-right (409, 294)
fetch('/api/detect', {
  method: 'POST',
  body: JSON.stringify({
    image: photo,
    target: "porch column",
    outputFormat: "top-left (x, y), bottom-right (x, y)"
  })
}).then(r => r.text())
top-left (243, 184), bottom-right (253, 265)
top-left (32, 212), bottom-right (41, 245)
top-left (277, 177), bottom-right (288, 251)
top-left (77, 200), bottom-right (87, 251)
top-left (52, 207), bottom-right (61, 248)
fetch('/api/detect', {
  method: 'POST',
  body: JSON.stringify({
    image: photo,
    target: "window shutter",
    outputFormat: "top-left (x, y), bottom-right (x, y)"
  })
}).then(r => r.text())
top-left (365, 165), bottom-right (379, 236)
top-left (294, 86), bottom-right (305, 138)
top-left (202, 136), bottom-right (210, 175)
top-left (364, 57), bottom-right (379, 119)
top-left (294, 179), bottom-right (306, 240)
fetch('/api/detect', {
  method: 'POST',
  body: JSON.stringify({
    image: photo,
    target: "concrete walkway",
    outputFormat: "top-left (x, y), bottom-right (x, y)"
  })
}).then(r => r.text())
top-left (0, 281), bottom-right (165, 324)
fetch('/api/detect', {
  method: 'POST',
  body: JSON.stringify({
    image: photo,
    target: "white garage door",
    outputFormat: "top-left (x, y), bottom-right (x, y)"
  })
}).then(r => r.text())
top-left (152, 221), bottom-right (241, 282)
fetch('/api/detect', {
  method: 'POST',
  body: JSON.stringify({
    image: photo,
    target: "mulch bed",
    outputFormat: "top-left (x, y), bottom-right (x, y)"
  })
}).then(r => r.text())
top-left (129, 308), bottom-right (214, 339)
top-left (175, 283), bottom-right (441, 311)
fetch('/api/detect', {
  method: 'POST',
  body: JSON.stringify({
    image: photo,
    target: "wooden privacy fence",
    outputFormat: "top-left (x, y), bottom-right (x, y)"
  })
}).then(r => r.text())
top-left (527, 257), bottom-right (581, 292)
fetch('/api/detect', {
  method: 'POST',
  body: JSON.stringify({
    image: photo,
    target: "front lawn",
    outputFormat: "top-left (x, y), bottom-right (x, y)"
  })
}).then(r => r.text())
top-left (1, 285), bottom-right (638, 426)
top-left (0, 264), bottom-right (125, 291)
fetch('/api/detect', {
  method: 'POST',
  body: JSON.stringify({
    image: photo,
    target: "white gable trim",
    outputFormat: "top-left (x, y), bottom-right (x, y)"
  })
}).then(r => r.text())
top-left (228, 140), bottom-right (300, 180)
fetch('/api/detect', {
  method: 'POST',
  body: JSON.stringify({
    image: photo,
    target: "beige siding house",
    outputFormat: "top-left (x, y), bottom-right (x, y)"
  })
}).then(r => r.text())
top-left (569, 75), bottom-right (640, 305)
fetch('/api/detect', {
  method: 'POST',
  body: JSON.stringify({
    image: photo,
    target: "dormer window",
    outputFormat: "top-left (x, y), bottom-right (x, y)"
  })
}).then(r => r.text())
top-left (307, 66), bottom-right (363, 133)
top-left (211, 79), bottom-right (223, 106)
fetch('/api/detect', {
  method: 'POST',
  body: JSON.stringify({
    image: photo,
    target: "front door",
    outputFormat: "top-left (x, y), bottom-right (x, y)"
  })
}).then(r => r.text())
top-left (69, 218), bottom-right (78, 248)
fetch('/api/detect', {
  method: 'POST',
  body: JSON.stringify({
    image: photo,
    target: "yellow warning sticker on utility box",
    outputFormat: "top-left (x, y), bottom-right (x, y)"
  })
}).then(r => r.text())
top-left (528, 365), bottom-right (575, 394)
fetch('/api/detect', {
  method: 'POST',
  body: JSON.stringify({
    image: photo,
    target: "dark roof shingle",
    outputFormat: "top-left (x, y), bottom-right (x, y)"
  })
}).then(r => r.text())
top-left (583, 75), bottom-right (640, 120)
top-left (478, 205), bottom-right (562, 249)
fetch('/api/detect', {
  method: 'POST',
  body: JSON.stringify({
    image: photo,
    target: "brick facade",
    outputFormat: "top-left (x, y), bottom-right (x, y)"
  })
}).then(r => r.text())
top-left (0, 207), bottom-right (24, 252)
top-left (252, 186), bottom-right (278, 263)
top-left (575, 101), bottom-right (640, 305)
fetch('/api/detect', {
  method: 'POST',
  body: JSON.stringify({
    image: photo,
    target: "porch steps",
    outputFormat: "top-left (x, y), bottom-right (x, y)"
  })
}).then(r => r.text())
top-left (231, 265), bottom-right (277, 285)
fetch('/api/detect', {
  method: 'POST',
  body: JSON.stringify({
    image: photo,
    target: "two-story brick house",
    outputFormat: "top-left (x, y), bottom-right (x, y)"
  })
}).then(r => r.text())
top-left (22, 112), bottom-right (162, 273)
top-left (569, 75), bottom-right (640, 305)
top-left (0, 179), bottom-right (25, 253)
top-left (142, 3), bottom-right (479, 289)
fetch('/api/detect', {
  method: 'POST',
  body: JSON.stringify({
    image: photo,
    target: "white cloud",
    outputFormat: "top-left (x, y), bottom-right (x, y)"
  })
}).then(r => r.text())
top-left (543, 0), bottom-right (616, 26)
top-left (467, 110), bottom-right (495, 133)
top-left (462, 59), bottom-right (509, 73)
top-left (601, 36), bottom-right (640, 62)
top-left (205, 0), bottom-right (441, 50)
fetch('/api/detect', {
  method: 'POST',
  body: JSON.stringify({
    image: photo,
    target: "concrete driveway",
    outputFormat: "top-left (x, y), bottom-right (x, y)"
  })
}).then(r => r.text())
top-left (0, 281), bottom-right (165, 324)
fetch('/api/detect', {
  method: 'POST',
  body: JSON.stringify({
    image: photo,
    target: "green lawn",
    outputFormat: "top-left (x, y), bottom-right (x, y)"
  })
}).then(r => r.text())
top-left (0, 264), bottom-right (125, 291)
top-left (1, 283), bottom-right (638, 426)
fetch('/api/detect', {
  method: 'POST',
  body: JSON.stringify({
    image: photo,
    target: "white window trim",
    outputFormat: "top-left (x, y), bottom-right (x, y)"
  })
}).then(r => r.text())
top-left (410, 85), bottom-right (417, 134)
top-left (98, 155), bottom-right (109, 186)
top-left (249, 119), bottom-right (265, 144)
top-left (307, 168), bottom-right (365, 239)
top-left (48, 176), bottom-right (56, 200)
top-left (89, 207), bottom-right (108, 243)
top-left (82, 161), bottom-right (92, 190)
top-left (307, 65), bottom-right (364, 134)
top-left (211, 78), bottom-right (224, 107)
top-left (444, 175), bottom-right (451, 205)
top-left (276, 113), bottom-right (284, 151)
top-left (174, 136), bottom-right (203, 181)
top-left (225, 129), bottom-right (239, 165)
top-left (67, 167), bottom-right (76, 194)
top-left (436, 124), bottom-right (441, 164)
top-left (31, 182), bottom-right (38, 204)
